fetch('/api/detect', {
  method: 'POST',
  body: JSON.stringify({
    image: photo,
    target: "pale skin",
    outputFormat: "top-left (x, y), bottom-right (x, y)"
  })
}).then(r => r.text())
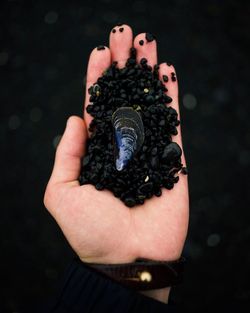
top-left (44, 24), bottom-right (189, 304)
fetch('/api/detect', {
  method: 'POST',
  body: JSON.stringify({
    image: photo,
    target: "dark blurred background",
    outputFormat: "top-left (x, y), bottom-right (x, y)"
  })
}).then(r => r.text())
top-left (1, 0), bottom-right (249, 312)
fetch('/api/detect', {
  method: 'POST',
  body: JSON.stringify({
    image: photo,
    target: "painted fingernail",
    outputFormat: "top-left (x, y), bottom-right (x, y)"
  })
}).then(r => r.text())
top-left (145, 32), bottom-right (156, 42)
top-left (139, 39), bottom-right (144, 46)
top-left (117, 22), bottom-right (124, 26)
top-left (163, 75), bottom-right (168, 82)
top-left (119, 27), bottom-right (124, 32)
top-left (166, 61), bottom-right (172, 66)
top-left (97, 45), bottom-right (105, 51)
top-left (171, 72), bottom-right (177, 81)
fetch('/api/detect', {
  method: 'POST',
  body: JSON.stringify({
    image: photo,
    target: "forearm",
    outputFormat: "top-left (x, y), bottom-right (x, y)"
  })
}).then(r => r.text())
top-left (138, 287), bottom-right (171, 304)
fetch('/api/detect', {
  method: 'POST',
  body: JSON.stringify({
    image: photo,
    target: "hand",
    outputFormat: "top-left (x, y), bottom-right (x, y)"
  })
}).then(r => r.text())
top-left (44, 24), bottom-right (189, 293)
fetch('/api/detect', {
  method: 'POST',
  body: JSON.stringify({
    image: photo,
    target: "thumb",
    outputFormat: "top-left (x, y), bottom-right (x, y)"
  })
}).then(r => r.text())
top-left (49, 116), bottom-right (88, 185)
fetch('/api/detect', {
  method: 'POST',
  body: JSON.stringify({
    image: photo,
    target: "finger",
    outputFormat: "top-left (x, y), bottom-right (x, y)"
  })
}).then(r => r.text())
top-left (49, 116), bottom-right (88, 185)
top-left (159, 62), bottom-right (186, 167)
top-left (134, 32), bottom-right (157, 67)
top-left (84, 46), bottom-right (111, 136)
top-left (109, 24), bottom-right (133, 68)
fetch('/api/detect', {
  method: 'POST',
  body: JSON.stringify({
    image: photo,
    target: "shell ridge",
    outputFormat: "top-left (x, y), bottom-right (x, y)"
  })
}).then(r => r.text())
top-left (112, 107), bottom-right (145, 171)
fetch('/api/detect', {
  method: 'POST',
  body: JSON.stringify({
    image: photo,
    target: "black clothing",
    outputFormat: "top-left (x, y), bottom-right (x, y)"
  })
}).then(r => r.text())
top-left (41, 257), bottom-right (181, 312)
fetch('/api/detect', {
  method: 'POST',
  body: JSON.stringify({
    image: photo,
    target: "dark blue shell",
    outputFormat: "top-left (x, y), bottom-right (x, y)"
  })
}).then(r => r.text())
top-left (112, 107), bottom-right (144, 171)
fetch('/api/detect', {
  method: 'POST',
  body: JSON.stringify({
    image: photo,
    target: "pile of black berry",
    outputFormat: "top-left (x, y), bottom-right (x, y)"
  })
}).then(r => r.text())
top-left (79, 47), bottom-right (187, 207)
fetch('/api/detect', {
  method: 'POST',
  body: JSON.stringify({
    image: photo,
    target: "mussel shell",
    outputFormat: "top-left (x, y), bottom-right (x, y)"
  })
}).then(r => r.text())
top-left (112, 106), bottom-right (145, 171)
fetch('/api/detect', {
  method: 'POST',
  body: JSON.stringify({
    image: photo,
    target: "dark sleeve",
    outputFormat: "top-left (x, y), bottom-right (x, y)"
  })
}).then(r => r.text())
top-left (40, 257), bottom-right (181, 313)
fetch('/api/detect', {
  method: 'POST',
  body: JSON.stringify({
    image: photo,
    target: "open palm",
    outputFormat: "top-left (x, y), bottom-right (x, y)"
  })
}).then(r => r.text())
top-left (44, 24), bottom-right (189, 268)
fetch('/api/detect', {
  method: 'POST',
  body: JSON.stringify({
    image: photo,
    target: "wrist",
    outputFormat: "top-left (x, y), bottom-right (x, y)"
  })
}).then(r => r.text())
top-left (79, 252), bottom-right (137, 265)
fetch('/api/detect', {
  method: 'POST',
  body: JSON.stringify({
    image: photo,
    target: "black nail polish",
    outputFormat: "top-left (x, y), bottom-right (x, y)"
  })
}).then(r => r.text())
top-left (163, 75), bottom-right (168, 82)
top-left (166, 61), bottom-right (172, 66)
top-left (145, 32), bottom-right (156, 42)
top-left (97, 45), bottom-right (105, 51)
top-left (171, 72), bottom-right (176, 81)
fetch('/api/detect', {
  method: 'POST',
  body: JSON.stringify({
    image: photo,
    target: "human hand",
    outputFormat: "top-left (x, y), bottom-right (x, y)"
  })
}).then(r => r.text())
top-left (44, 25), bottom-right (189, 270)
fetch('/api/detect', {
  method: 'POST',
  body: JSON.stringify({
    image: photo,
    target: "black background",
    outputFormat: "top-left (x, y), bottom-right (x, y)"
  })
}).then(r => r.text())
top-left (1, 0), bottom-right (250, 312)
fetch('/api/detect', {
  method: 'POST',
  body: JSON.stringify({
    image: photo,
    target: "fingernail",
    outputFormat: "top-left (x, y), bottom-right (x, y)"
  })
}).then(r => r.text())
top-left (171, 72), bottom-right (177, 81)
top-left (145, 33), bottom-right (156, 42)
top-left (97, 45), bottom-right (105, 51)
top-left (163, 75), bottom-right (168, 82)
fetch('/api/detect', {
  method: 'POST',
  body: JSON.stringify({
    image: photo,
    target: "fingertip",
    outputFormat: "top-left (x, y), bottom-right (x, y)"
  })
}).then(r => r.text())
top-left (159, 62), bottom-right (178, 98)
top-left (88, 46), bottom-right (111, 74)
top-left (66, 115), bottom-right (84, 130)
top-left (159, 62), bottom-right (175, 71)
top-left (134, 32), bottom-right (157, 67)
top-left (109, 24), bottom-right (132, 37)
top-left (109, 24), bottom-right (133, 68)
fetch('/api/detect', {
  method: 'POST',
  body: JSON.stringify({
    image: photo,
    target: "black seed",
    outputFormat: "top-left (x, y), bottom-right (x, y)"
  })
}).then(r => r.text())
top-left (130, 47), bottom-right (137, 57)
top-left (173, 176), bottom-right (179, 183)
top-left (145, 32), bottom-right (156, 42)
top-left (83, 155), bottom-right (90, 166)
top-left (127, 68), bottom-right (135, 76)
top-left (181, 167), bottom-right (188, 175)
top-left (168, 107), bottom-right (177, 116)
top-left (86, 105), bottom-right (93, 113)
top-left (162, 142), bottom-right (182, 162)
top-left (79, 175), bottom-right (88, 185)
top-left (90, 174), bottom-right (99, 184)
top-left (140, 58), bottom-right (147, 65)
top-left (127, 58), bottom-right (136, 66)
top-left (138, 194), bottom-right (146, 200)
top-left (163, 75), bottom-right (168, 82)
top-left (151, 147), bottom-right (158, 155)
top-left (138, 182), bottom-right (154, 194)
top-left (112, 29), bottom-right (116, 33)
top-left (139, 40), bottom-right (144, 46)
top-left (150, 156), bottom-right (159, 169)
top-left (164, 95), bottom-right (173, 103)
top-left (164, 181), bottom-right (174, 190)
top-left (145, 95), bottom-right (154, 103)
top-left (154, 64), bottom-right (160, 71)
top-left (119, 27), bottom-right (124, 32)
top-left (154, 189), bottom-right (162, 197)
top-left (95, 183), bottom-right (104, 190)
top-left (124, 197), bottom-right (136, 207)
top-left (97, 45), bottom-right (105, 51)
top-left (152, 172), bottom-right (161, 185)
